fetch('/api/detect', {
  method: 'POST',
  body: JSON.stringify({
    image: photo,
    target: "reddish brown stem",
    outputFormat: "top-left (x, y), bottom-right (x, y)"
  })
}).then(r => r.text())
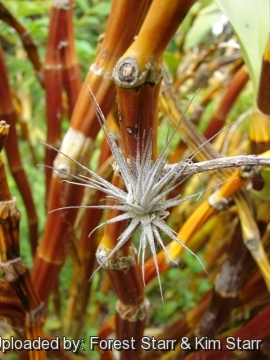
top-left (0, 45), bottom-right (38, 256)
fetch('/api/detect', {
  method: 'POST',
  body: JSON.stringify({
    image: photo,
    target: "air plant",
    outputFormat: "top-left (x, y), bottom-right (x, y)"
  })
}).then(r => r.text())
top-left (47, 88), bottom-right (270, 304)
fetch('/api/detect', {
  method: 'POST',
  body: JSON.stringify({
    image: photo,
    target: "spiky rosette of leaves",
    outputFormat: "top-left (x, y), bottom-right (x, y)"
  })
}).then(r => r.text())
top-left (50, 91), bottom-right (208, 303)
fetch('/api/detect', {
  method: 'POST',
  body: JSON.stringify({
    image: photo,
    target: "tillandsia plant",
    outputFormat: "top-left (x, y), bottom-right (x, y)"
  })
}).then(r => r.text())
top-left (1, 0), bottom-right (270, 360)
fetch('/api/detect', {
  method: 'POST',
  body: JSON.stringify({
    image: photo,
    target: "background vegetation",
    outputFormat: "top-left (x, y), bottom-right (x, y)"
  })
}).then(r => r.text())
top-left (0, 0), bottom-right (270, 359)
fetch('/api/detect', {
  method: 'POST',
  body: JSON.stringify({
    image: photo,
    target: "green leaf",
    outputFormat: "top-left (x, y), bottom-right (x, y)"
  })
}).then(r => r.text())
top-left (215, 0), bottom-right (269, 94)
top-left (75, 0), bottom-right (90, 13)
top-left (197, 278), bottom-right (211, 293)
top-left (184, 2), bottom-right (219, 50)
top-left (163, 300), bottom-right (179, 316)
top-left (76, 16), bottom-right (100, 26)
top-left (75, 39), bottom-right (96, 65)
top-left (164, 51), bottom-right (180, 75)
top-left (2, 0), bottom-right (51, 17)
top-left (87, 2), bottom-right (111, 17)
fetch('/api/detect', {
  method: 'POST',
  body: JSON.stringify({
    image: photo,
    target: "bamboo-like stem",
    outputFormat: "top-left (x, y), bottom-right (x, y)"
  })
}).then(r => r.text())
top-left (204, 66), bottom-right (249, 139)
top-left (202, 214), bottom-right (235, 271)
top-left (96, 174), bottom-right (148, 358)
top-left (0, 122), bottom-right (45, 360)
top-left (249, 33), bottom-right (270, 240)
top-left (249, 36), bottom-right (270, 156)
top-left (44, 0), bottom-right (81, 196)
top-left (106, 73), bottom-right (162, 359)
top-left (64, 136), bottom-right (113, 336)
top-left (240, 271), bottom-right (268, 304)
top-left (0, 287), bottom-right (25, 335)
top-left (234, 190), bottom-right (270, 290)
top-left (0, 44), bottom-right (38, 256)
top-left (117, 0), bottom-right (196, 76)
top-left (257, 35), bottom-right (270, 115)
top-left (116, 83), bottom-right (161, 159)
top-left (61, 0), bottom-right (81, 116)
top-left (195, 220), bottom-right (253, 339)
top-left (33, 178), bottom-right (85, 301)
top-left (64, 207), bottom-right (100, 337)
top-left (106, 2), bottom-right (197, 354)
top-left (250, 110), bottom-right (270, 154)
